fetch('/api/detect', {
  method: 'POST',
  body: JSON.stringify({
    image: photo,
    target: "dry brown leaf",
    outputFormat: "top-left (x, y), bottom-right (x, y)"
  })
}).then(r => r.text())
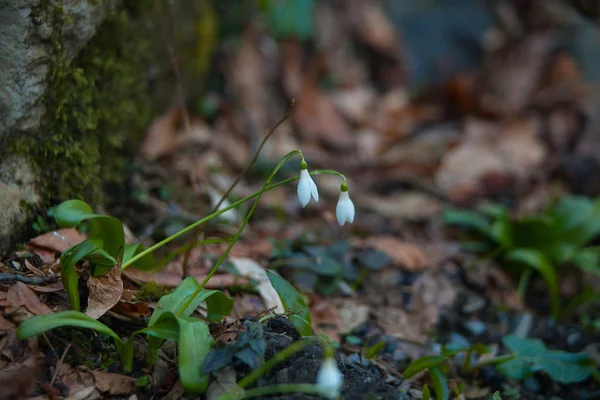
top-left (4, 282), bottom-right (51, 316)
top-left (123, 267), bottom-right (249, 289)
top-left (293, 83), bottom-right (354, 150)
top-left (365, 236), bottom-right (429, 271)
top-left (111, 301), bottom-right (151, 319)
top-left (362, 193), bottom-right (441, 221)
top-left (0, 338), bottom-right (39, 400)
top-left (0, 316), bottom-right (14, 331)
top-left (228, 257), bottom-right (284, 312)
top-left (29, 228), bottom-right (85, 254)
top-left (348, 0), bottom-right (399, 56)
top-left (310, 298), bottom-right (344, 341)
top-left (86, 265), bottom-right (123, 320)
top-left (409, 270), bottom-right (458, 331)
top-left (374, 307), bottom-right (425, 344)
top-left (91, 370), bottom-right (136, 395)
top-left (338, 300), bottom-right (370, 334)
top-left (140, 108), bottom-right (211, 161)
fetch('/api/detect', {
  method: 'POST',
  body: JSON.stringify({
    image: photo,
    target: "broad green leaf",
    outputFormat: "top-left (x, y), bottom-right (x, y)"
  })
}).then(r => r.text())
top-left (264, 0), bottom-right (314, 40)
top-left (266, 270), bottom-right (312, 334)
top-left (498, 335), bottom-right (595, 384)
top-left (571, 247), bottom-right (600, 276)
top-left (493, 391), bottom-right (502, 400)
top-left (495, 356), bottom-right (531, 380)
top-left (505, 249), bottom-right (559, 317)
top-left (123, 243), bottom-right (156, 271)
top-left (366, 341), bottom-right (386, 359)
top-left (289, 315), bottom-right (312, 336)
top-left (429, 366), bottom-right (449, 400)
top-left (479, 203), bottom-right (509, 219)
top-left (551, 196), bottom-right (600, 246)
top-left (402, 355), bottom-right (447, 378)
top-left (147, 278), bottom-right (232, 365)
top-left (53, 199), bottom-right (125, 260)
top-left (535, 350), bottom-right (596, 383)
top-left (17, 311), bottom-right (123, 347)
top-left (443, 209), bottom-right (494, 241)
top-left (178, 316), bottom-right (214, 393)
top-left (60, 238), bottom-right (116, 310)
top-left (149, 277), bottom-right (233, 324)
top-left (490, 215), bottom-right (513, 249)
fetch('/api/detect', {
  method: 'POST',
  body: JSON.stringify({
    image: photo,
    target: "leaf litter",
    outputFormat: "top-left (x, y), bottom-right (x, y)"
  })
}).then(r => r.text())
top-left (3, 0), bottom-right (600, 398)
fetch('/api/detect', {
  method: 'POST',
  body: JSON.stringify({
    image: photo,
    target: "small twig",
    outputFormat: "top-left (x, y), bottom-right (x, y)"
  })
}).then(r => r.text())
top-left (0, 273), bottom-right (58, 285)
top-left (50, 343), bottom-right (71, 386)
top-left (180, 104), bottom-right (295, 277)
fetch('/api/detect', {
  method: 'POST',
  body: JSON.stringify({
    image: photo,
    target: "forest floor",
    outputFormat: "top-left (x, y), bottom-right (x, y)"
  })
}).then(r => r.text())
top-left (1, 1), bottom-right (600, 399)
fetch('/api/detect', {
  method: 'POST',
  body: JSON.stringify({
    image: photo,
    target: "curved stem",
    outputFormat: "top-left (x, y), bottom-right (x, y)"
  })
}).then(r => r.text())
top-left (175, 150), bottom-right (303, 316)
top-left (121, 168), bottom-right (344, 270)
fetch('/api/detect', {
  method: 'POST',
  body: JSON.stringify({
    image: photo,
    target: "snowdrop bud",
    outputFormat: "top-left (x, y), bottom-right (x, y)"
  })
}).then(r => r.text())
top-left (335, 182), bottom-right (355, 226)
top-left (297, 161), bottom-right (319, 207)
top-left (316, 357), bottom-right (342, 399)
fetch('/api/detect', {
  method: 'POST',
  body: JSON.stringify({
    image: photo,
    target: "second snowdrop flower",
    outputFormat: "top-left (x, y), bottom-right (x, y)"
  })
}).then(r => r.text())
top-left (316, 357), bottom-right (343, 398)
top-left (297, 160), bottom-right (319, 207)
top-left (336, 182), bottom-right (355, 226)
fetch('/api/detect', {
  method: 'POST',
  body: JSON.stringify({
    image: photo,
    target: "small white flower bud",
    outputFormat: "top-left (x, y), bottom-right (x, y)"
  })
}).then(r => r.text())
top-left (297, 161), bottom-right (319, 207)
top-left (335, 183), bottom-right (355, 226)
top-left (316, 357), bottom-right (342, 398)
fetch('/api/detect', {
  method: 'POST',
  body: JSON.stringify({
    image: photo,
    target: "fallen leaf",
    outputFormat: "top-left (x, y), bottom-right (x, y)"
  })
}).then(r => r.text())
top-left (409, 269), bottom-right (458, 331)
top-left (91, 370), bottom-right (136, 395)
top-left (123, 267), bottom-right (249, 289)
top-left (311, 298), bottom-right (344, 341)
top-left (0, 330), bottom-right (39, 400)
top-left (374, 307), bottom-right (425, 344)
top-left (338, 300), bottom-right (370, 334)
top-left (228, 257), bottom-right (284, 312)
top-left (0, 316), bottom-right (14, 331)
top-left (141, 108), bottom-right (211, 161)
top-left (86, 265), bottom-right (123, 320)
top-left (111, 301), bottom-right (151, 319)
top-left (206, 366), bottom-right (243, 400)
top-left (4, 282), bottom-right (51, 315)
top-left (29, 229), bottom-right (86, 254)
top-left (364, 236), bottom-right (429, 272)
top-left (362, 192), bottom-right (442, 221)
top-left (348, 0), bottom-right (399, 56)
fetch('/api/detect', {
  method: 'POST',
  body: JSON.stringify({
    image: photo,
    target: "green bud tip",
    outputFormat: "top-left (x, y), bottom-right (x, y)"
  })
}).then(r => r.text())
top-left (300, 160), bottom-right (308, 170)
top-left (341, 182), bottom-right (348, 192)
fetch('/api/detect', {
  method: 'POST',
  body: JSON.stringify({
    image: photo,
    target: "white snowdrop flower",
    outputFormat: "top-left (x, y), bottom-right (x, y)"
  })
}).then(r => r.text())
top-left (335, 182), bottom-right (355, 226)
top-left (297, 160), bottom-right (319, 207)
top-left (316, 357), bottom-right (342, 399)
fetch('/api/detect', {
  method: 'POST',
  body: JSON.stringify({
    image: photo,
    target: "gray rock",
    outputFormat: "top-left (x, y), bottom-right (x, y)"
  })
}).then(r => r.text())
top-left (0, 0), bottom-right (115, 253)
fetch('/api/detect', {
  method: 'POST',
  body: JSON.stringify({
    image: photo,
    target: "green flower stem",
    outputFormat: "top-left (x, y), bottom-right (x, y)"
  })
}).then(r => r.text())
top-left (175, 150), bottom-right (303, 316)
top-left (222, 384), bottom-right (325, 400)
top-left (121, 178), bottom-right (294, 269)
top-left (237, 337), bottom-right (321, 389)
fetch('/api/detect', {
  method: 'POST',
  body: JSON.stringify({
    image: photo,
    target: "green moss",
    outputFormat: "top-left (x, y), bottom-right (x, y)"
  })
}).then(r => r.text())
top-left (15, 1), bottom-right (156, 207)
top-left (137, 282), bottom-right (168, 302)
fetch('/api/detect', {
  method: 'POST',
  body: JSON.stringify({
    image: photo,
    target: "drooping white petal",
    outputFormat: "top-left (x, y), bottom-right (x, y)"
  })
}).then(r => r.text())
top-left (316, 358), bottom-right (342, 398)
top-left (309, 174), bottom-right (319, 202)
top-left (297, 169), bottom-right (312, 207)
top-left (336, 190), bottom-right (354, 226)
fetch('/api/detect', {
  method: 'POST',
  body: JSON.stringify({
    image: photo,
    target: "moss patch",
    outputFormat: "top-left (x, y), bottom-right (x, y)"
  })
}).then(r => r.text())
top-left (15, 1), bottom-right (156, 207)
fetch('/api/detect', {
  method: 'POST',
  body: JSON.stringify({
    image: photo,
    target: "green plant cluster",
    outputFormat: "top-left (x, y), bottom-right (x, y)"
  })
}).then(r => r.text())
top-left (404, 335), bottom-right (597, 400)
top-left (444, 196), bottom-right (600, 318)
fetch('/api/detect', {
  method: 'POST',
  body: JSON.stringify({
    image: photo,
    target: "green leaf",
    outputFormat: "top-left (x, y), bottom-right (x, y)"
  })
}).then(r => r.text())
top-left (422, 384), bottom-right (431, 400)
top-left (150, 277), bottom-right (233, 324)
top-left (60, 238), bottom-right (116, 310)
top-left (266, 270), bottom-right (312, 335)
top-left (560, 285), bottom-right (600, 318)
top-left (429, 366), bottom-right (449, 400)
top-left (264, 0), bottom-right (314, 40)
top-left (289, 315), bottom-right (313, 336)
top-left (17, 311), bottom-right (123, 347)
top-left (505, 249), bottom-right (559, 318)
top-left (493, 391), bottom-right (502, 400)
top-left (147, 278), bottom-right (232, 365)
top-left (571, 247), bottom-right (600, 276)
top-left (498, 335), bottom-right (596, 384)
top-left (123, 243), bottom-right (156, 271)
top-left (178, 316), bottom-right (214, 393)
top-left (551, 196), bottom-right (600, 246)
top-left (403, 355), bottom-right (447, 379)
top-left (365, 341), bottom-right (386, 359)
top-left (443, 209), bottom-right (494, 241)
top-left (53, 199), bottom-right (125, 261)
